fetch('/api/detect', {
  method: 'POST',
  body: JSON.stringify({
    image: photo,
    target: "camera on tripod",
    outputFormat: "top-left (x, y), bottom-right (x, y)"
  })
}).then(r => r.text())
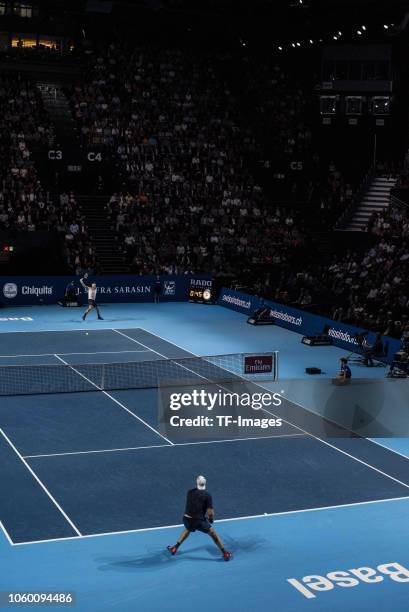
top-left (388, 341), bottom-right (409, 378)
top-left (349, 331), bottom-right (384, 367)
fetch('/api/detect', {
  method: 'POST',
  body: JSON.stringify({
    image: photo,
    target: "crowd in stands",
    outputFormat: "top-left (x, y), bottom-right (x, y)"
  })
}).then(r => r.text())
top-left (255, 201), bottom-right (409, 339)
top-left (0, 76), bottom-right (94, 273)
top-left (239, 57), bottom-right (314, 169)
top-left (106, 190), bottom-right (307, 275)
top-left (3, 43), bottom-right (408, 340)
top-left (59, 192), bottom-right (98, 276)
top-left (68, 44), bottom-right (291, 273)
top-left (69, 43), bottom-right (357, 276)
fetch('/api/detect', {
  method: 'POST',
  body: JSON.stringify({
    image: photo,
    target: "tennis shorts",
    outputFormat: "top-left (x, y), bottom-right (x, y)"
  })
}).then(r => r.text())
top-left (183, 516), bottom-right (211, 533)
top-left (88, 299), bottom-right (96, 306)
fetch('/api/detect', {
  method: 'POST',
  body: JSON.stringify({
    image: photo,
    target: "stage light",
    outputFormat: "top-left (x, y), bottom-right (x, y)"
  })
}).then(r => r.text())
top-left (333, 35), bottom-right (338, 40)
top-left (361, 25), bottom-right (366, 30)
top-left (338, 31), bottom-right (342, 36)
top-left (309, 39), bottom-right (313, 44)
top-left (278, 45), bottom-right (283, 51)
top-left (296, 42), bottom-right (301, 47)
top-left (357, 30), bottom-right (362, 35)
top-left (291, 42), bottom-right (296, 48)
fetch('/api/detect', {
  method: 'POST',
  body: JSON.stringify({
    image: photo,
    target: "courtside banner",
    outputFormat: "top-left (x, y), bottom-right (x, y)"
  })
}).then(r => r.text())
top-left (217, 288), bottom-right (261, 314)
top-left (0, 275), bottom-right (212, 306)
top-left (218, 287), bottom-right (400, 364)
top-left (244, 355), bottom-right (273, 375)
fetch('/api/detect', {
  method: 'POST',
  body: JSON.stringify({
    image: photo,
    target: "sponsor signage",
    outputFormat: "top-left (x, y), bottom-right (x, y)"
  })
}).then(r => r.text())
top-left (0, 275), bottom-right (212, 306)
top-left (219, 289), bottom-right (259, 312)
top-left (244, 355), bottom-right (273, 375)
top-left (218, 287), bottom-right (400, 364)
top-left (188, 277), bottom-right (214, 303)
top-left (3, 283), bottom-right (18, 299)
top-left (288, 561), bottom-right (409, 600)
top-left (163, 280), bottom-right (176, 296)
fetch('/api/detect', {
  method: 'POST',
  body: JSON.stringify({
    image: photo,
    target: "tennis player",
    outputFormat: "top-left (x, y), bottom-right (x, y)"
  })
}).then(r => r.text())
top-left (80, 276), bottom-right (103, 320)
top-left (167, 475), bottom-right (232, 561)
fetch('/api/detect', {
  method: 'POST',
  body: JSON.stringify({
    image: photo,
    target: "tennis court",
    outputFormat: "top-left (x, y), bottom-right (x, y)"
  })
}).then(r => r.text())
top-left (1, 325), bottom-right (408, 545)
top-left (1, 308), bottom-right (409, 611)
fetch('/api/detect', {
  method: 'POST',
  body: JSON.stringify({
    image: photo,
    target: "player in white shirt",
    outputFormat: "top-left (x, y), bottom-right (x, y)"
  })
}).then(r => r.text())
top-left (80, 277), bottom-right (103, 321)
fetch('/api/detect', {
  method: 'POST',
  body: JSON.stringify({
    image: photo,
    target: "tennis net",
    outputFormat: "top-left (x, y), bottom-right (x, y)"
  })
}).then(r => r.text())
top-left (0, 352), bottom-right (279, 396)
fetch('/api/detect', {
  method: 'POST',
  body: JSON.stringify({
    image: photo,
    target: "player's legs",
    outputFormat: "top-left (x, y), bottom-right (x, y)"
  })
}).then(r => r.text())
top-left (208, 528), bottom-right (231, 559)
top-left (167, 529), bottom-right (190, 555)
top-left (208, 528), bottom-right (224, 551)
top-left (82, 304), bottom-right (93, 320)
top-left (94, 304), bottom-right (103, 319)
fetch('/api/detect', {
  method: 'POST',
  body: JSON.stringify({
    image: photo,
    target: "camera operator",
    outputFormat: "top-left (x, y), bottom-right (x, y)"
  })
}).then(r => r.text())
top-left (401, 324), bottom-right (409, 352)
top-left (388, 330), bottom-right (409, 377)
top-left (362, 335), bottom-right (374, 367)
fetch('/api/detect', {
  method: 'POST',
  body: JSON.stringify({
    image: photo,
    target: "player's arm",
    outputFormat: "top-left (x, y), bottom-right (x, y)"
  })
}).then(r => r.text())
top-left (80, 277), bottom-right (89, 289)
top-left (206, 494), bottom-right (215, 523)
top-left (207, 507), bottom-right (215, 524)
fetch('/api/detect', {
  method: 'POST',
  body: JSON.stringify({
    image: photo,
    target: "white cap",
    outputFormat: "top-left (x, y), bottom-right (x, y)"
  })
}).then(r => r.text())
top-left (196, 475), bottom-right (206, 490)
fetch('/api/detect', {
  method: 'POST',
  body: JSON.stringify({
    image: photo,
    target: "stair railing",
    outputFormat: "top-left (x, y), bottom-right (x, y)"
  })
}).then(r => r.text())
top-left (334, 166), bottom-right (376, 230)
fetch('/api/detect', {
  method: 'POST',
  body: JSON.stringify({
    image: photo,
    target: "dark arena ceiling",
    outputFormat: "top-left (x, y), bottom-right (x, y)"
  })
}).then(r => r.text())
top-left (13, 1), bottom-right (409, 49)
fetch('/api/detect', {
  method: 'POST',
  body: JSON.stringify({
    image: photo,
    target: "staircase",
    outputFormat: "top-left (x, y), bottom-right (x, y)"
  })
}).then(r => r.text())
top-left (342, 176), bottom-right (397, 232)
top-left (78, 196), bottom-right (128, 274)
top-left (36, 82), bottom-right (76, 146)
top-left (37, 82), bottom-right (128, 274)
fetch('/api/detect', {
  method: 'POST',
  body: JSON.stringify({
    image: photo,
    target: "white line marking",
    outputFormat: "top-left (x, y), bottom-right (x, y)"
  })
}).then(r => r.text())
top-left (4, 325), bottom-right (400, 464)
top-left (136, 327), bottom-right (409, 471)
top-left (2, 326), bottom-right (408, 546)
top-left (257, 380), bottom-right (409, 471)
top-left (113, 329), bottom-right (187, 360)
top-left (0, 520), bottom-right (15, 546)
top-left (260, 403), bottom-right (409, 490)
top-left (115, 328), bottom-right (409, 489)
top-left (367, 438), bottom-right (409, 461)
top-left (112, 328), bottom-right (244, 386)
top-left (23, 433), bottom-right (305, 459)
top-left (0, 350), bottom-right (149, 358)
top-left (53, 354), bottom-right (174, 446)
top-left (11, 494), bottom-right (409, 546)
top-left (0, 428), bottom-right (82, 537)
top-left (137, 327), bottom-right (194, 355)
top-left (0, 328), bottom-right (107, 334)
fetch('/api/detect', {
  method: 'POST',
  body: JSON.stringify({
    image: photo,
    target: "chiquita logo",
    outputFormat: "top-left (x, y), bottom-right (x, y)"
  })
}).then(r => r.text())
top-left (3, 283), bottom-right (18, 299)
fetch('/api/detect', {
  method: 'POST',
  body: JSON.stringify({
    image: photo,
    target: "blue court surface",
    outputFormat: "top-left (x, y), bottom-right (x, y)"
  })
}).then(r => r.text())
top-left (1, 303), bottom-right (409, 611)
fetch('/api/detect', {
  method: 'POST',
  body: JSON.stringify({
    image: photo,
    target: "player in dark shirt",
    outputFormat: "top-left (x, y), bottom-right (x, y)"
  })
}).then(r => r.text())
top-left (337, 357), bottom-right (352, 381)
top-left (153, 276), bottom-right (161, 303)
top-left (167, 475), bottom-right (232, 561)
